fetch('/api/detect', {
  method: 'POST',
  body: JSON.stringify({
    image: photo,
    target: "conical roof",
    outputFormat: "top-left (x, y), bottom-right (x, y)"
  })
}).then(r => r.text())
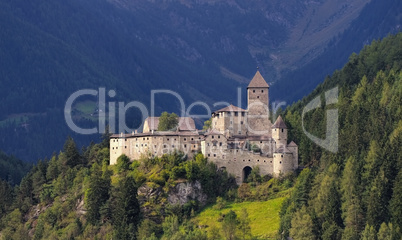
top-left (247, 71), bottom-right (269, 88)
top-left (272, 115), bottom-right (287, 129)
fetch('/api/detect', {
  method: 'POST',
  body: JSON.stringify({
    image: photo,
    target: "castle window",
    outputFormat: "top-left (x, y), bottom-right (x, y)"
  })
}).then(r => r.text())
top-left (230, 121), bottom-right (233, 125)
top-left (147, 137), bottom-right (149, 140)
top-left (154, 145), bottom-right (156, 148)
top-left (242, 112), bottom-right (245, 116)
top-left (257, 96), bottom-right (260, 99)
top-left (112, 147), bottom-right (114, 149)
top-left (184, 144), bottom-right (187, 148)
top-left (253, 90), bottom-right (255, 93)
top-left (281, 129), bottom-right (284, 132)
top-left (264, 160), bottom-right (266, 162)
top-left (227, 112), bottom-right (231, 116)
top-left (167, 138), bottom-right (169, 141)
top-left (248, 159), bottom-right (250, 162)
top-left (125, 139), bottom-right (127, 141)
top-left (218, 135), bottom-right (220, 139)
top-left (184, 138), bottom-right (187, 141)
top-left (235, 112), bottom-right (238, 116)
top-left (213, 154), bottom-right (216, 157)
top-left (163, 145), bottom-right (166, 148)
top-left (280, 161), bottom-right (282, 164)
top-left (212, 136), bottom-right (214, 139)
top-left (257, 159), bottom-right (259, 162)
top-left (194, 145), bottom-right (196, 148)
top-left (141, 144), bottom-right (143, 147)
top-left (174, 138), bottom-right (176, 141)
top-left (261, 90), bottom-right (264, 93)
top-left (136, 144), bottom-right (138, 147)
top-left (243, 159), bottom-right (245, 162)
top-left (208, 154), bottom-right (210, 157)
top-left (270, 161), bottom-right (272, 163)
top-left (116, 147), bottom-right (118, 149)
top-left (207, 143), bottom-right (210, 146)
top-left (281, 155), bottom-right (283, 158)
top-left (143, 138), bottom-right (145, 140)
top-left (238, 131), bottom-right (241, 134)
top-left (145, 144), bottom-right (147, 146)
top-left (191, 138), bottom-right (194, 141)
top-left (113, 140), bottom-right (115, 142)
top-left (172, 145), bottom-right (174, 148)
top-left (241, 121), bottom-right (243, 124)
top-left (219, 142), bottom-right (222, 146)
top-left (125, 146), bottom-right (127, 148)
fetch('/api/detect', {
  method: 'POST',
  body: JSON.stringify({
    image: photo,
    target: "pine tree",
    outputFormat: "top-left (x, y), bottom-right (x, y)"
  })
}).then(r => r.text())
top-left (341, 156), bottom-right (364, 236)
top-left (289, 206), bottom-right (315, 240)
top-left (63, 136), bottom-right (81, 167)
top-left (361, 224), bottom-right (376, 240)
top-left (366, 169), bottom-right (388, 230)
top-left (222, 210), bottom-right (238, 240)
top-left (112, 176), bottom-right (140, 240)
top-left (238, 208), bottom-right (252, 240)
top-left (390, 171), bottom-right (402, 230)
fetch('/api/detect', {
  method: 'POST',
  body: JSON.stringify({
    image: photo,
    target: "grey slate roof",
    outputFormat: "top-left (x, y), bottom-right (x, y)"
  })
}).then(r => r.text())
top-left (272, 115), bottom-right (287, 129)
top-left (247, 71), bottom-right (269, 88)
top-left (213, 104), bottom-right (247, 113)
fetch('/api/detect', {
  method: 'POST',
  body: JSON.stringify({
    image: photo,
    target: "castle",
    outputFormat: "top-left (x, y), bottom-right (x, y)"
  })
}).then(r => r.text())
top-left (110, 71), bottom-right (298, 184)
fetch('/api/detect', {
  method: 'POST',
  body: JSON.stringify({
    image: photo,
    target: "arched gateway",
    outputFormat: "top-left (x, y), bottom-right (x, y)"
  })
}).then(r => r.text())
top-left (242, 166), bottom-right (252, 183)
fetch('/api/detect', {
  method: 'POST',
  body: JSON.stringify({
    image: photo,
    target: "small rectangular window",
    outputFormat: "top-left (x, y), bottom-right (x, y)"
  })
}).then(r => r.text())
top-left (253, 90), bottom-right (255, 93)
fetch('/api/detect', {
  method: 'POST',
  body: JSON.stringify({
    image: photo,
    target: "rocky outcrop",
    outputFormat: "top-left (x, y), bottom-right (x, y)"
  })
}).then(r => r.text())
top-left (167, 180), bottom-right (207, 206)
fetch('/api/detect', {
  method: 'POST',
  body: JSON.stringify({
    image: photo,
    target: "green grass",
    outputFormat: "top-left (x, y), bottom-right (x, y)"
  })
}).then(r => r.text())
top-left (72, 100), bottom-right (98, 121)
top-left (194, 197), bottom-right (285, 239)
top-left (73, 100), bottom-right (97, 115)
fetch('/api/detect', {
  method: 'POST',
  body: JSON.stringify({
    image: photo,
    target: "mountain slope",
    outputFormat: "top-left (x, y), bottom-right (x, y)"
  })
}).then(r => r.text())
top-left (0, 0), bottom-right (400, 162)
top-left (278, 33), bottom-right (402, 239)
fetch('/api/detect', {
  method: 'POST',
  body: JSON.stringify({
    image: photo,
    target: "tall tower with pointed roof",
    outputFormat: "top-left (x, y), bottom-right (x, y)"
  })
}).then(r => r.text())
top-left (247, 71), bottom-right (271, 135)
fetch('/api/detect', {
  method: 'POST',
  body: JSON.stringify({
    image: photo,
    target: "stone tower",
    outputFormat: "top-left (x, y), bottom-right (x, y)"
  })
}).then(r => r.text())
top-left (247, 71), bottom-right (271, 135)
top-left (272, 115), bottom-right (287, 148)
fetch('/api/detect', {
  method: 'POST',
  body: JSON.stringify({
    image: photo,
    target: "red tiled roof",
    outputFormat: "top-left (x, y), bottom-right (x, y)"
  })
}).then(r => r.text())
top-left (247, 71), bottom-right (269, 88)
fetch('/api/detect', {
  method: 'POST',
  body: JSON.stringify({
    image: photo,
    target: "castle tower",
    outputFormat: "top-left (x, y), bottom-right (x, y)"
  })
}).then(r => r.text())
top-left (272, 115), bottom-right (287, 148)
top-left (247, 71), bottom-right (271, 135)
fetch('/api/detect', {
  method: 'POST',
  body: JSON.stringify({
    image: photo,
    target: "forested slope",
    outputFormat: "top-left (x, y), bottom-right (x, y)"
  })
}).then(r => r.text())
top-left (278, 33), bottom-right (402, 239)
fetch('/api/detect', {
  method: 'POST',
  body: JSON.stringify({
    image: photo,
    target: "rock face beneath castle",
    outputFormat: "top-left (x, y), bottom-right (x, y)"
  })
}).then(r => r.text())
top-left (110, 71), bottom-right (298, 184)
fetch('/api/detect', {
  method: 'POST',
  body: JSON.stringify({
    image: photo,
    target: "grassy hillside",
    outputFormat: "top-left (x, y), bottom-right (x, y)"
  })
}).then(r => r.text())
top-left (195, 197), bottom-right (285, 239)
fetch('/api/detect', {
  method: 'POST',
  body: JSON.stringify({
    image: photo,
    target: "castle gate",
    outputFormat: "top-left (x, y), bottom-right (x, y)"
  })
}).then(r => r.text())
top-left (242, 166), bottom-right (252, 182)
